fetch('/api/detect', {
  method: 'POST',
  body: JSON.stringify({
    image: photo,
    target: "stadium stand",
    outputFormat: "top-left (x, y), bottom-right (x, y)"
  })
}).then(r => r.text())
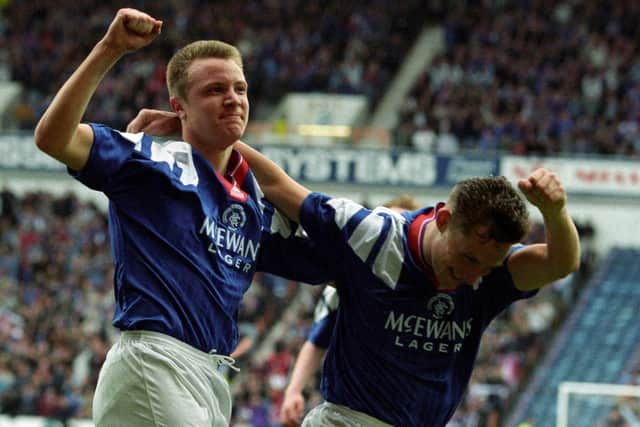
top-left (508, 247), bottom-right (640, 427)
top-left (2, 0), bottom-right (443, 131)
top-left (394, 1), bottom-right (640, 156)
top-left (0, 192), bottom-right (111, 421)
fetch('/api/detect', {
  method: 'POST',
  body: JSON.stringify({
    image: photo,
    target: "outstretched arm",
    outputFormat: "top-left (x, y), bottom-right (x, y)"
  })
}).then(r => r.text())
top-left (281, 341), bottom-right (326, 427)
top-left (509, 168), bottom-right (581, 290)
top-left (235, 142), bottom-right (310, 223)
top-left (34, 9), bottom-right (162, 170)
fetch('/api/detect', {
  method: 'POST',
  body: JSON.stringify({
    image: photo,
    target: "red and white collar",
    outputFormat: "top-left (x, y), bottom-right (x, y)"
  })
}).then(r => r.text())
top-left (216, 149), bottom-right (249, 202)
top-left (407, 202), bottom-right (444, 287)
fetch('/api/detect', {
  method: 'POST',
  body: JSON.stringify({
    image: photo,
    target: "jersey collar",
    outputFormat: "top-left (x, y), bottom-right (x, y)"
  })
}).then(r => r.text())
top-left (407, 202), bottom-right (444, 287)
top-left (216, 149), bottom-right (249, 202)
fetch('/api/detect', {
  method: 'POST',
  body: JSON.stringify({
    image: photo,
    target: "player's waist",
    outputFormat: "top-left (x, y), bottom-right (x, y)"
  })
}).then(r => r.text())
top-left (120, 330), bottom-right (237, 370)
top-left (112, 291), bottom-right (240, 353)
top-left (321, 402), bottom-right (393, 427)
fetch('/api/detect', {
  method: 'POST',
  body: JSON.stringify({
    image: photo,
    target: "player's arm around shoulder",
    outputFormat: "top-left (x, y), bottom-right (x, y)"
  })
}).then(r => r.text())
top-left (235, 141), bottom-right (310, 223)
top-left (508, 169), bottom-right (581, 291)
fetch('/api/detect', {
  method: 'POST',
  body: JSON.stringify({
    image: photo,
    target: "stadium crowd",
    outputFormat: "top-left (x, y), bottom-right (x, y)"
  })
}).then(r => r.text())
top-left (0, 191), bottom-right (111, 421)
top-left (2, 0), bottom-right (441, 131)
top-left (4, 2), bottom-right (640, 158)
top-left (395, 0), bottom-right (640, 156)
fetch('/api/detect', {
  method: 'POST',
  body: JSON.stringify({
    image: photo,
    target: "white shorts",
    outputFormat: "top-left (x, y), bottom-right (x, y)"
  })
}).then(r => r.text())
top-left (302, 401), bottom-right (393, 427)
top-left (92, 330), bottom-right (234, 427)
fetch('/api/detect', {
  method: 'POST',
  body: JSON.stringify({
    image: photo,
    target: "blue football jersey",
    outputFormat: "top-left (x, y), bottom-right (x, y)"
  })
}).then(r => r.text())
top-left (307, 286), bottom-right (339, 349)
top-left (70, 124), bottom-right (324, 354)
top-left (297, 192), bottom-right (536, 427)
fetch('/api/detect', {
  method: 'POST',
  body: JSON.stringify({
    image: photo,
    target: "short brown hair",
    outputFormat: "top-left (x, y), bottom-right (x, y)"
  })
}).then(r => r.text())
top-left (166, 40), bottom-right (243, 99)
top-left (447, 175), bottom-right (529, 243)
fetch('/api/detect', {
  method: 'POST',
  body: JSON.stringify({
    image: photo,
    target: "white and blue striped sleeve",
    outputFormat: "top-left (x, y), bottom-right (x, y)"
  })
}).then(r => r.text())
top-left (307, 287), bottom-right (339, 348)
top-left (257, 197), bottom-right (332, 284)
top-left (300, 192), bottom-right (408, 290)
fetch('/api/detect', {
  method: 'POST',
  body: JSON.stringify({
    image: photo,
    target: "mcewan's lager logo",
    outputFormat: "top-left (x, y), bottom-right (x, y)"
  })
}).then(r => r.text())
top-left (222, 204), bottom-right (247, 230)
top-left (199, 204), bottom-right (258, 273)
top-left (385, 293), bottom-right (472, 354)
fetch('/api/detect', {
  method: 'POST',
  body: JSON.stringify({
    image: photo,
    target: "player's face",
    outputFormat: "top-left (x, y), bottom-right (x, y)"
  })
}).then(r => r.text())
top-left (431, 224), bottom-right (511, 290)
top-left (179, 57), bottom-right (249, 149)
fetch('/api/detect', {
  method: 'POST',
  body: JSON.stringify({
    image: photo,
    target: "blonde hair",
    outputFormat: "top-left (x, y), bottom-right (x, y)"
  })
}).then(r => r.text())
top-left (166, 40), bottom-right (243, 99)
top-left (382, 194), bottom-right (420, 211)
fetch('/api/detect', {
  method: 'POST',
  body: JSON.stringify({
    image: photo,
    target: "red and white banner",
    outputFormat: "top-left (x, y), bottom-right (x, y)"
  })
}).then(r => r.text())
top-left (502, 156), bottom-right (640, 196)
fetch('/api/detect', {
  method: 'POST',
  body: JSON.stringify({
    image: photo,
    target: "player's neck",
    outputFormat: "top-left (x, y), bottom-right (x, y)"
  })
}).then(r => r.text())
top-left (193, 141), bottom-right (234, 174)
top-left (181, 126), bottom-right (236, 173)
top-left (208, 148), bottom-right (233, 174)
top-left (421, 221), bottom-right (449, 289)
top-left (421, 221), bottom-right (435, 270)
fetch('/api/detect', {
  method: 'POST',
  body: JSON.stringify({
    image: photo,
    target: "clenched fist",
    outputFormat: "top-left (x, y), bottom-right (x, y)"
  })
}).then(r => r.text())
top-left (517, 168), bottom-right (567, 217)
top-left (101, 8), bottom-right (162, 55)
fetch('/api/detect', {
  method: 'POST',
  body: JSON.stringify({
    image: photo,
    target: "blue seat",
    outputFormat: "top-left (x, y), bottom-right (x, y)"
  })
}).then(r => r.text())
top-left (509, 247), bottom-right (640, 427)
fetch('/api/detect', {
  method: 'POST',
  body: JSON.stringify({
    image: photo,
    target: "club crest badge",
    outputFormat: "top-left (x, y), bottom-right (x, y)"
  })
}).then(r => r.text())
top-left (222, 204), bottom-right (247, 230)
top-left (427, 294), bottom-right (454, 319)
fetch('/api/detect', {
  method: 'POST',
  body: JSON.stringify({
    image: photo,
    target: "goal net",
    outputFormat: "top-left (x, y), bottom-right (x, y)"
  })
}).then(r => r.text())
top-left (556, 381), bottom-right (640, 427)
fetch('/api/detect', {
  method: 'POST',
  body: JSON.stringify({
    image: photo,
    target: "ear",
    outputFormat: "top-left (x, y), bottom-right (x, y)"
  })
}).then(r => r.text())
top-left (170, 96), bottom-right (187, 120)
top-left (435, 207), bottom-right (451, 232)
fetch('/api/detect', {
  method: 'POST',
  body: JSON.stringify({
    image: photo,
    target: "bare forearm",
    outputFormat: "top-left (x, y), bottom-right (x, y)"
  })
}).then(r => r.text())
top-left (513, 169), bottom-right (582, 290)
top-left (235, 142), bottom-right (310, 222)
top-left (286, 341), bottom-right (326, 394)
top-left (35, 41), bottom-right (122, 160)
top-left (542, 206), bottom-right (581, 277)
